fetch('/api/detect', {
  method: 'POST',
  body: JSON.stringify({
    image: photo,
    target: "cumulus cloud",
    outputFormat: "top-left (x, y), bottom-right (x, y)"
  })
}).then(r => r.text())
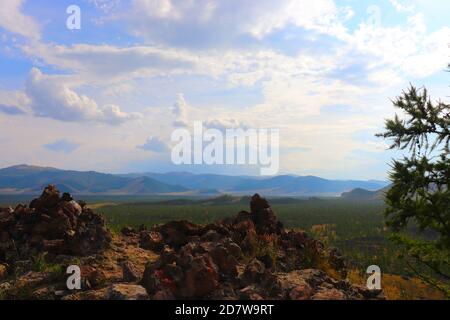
top-left (44, 139), bottom-right (81, 154)
top-left (347, 13), bottom-right (450, 79)
top-left (172, 93), bottom-right (189, 127)
top-left (138, 136), bottom-right (168, 153)
top-left (1, 0), bottom-right (449, 179)
top-left (0, 0), bottom-right (40, 39)
top-left (25, 68), bottom-right (142, 125)
top-left (128, 0), bottom-right (349, 47)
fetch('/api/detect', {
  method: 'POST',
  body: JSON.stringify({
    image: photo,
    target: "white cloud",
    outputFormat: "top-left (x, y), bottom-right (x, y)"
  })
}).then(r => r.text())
top-left (0, 89), bottom-right (30, 115)
top-left (25, 68), bottom-right (142, 125)
top-left (204, 118), bottom-right (248, 131)
top-left (21, 43), bottom-right (203, 84)
top-left (346, 13), bottom-right (450, 79)
top-left (128, 0), bottom-right (349, 46)
top-left (389, 0), bottom-right (415, 12)
top-left (0, 0), bottom-right (40, 39)
top-left (172, 93), bottom-right (189, 127)
top-left (2, 0), bottom-right (449, 179)
top-left (137, 136), bottom-right (168, 152)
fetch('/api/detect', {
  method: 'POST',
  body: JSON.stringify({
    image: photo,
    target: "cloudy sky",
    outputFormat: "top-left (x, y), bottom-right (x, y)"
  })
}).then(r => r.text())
top-left (0, 0), bottom-right (449, 179)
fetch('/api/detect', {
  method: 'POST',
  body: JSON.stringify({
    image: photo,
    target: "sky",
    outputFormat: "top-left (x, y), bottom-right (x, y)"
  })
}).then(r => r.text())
top-left (0, 0), bottom-right (449, 179)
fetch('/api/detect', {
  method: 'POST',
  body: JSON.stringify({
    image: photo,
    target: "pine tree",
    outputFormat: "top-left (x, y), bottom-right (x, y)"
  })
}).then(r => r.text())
top-left (377, 85), bottom-right (449, 295)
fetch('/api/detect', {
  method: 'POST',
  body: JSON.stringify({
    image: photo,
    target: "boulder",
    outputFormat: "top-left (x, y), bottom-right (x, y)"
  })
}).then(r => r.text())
top-left (81, 266), bottom-right (107, 290)
top-left (121, 226), bottom-right (136, 236)
top-left (140, 231), bottom-right (164, 251)
top-left (181, 254), bottom-right (219, 298)
top-left (312, 288), bottom-right (346, 300)
top-left (122, 261), bottom-right (142, 282)
top-left (108, 284), bottom-right (149, 300)
top-left (242, 258), bottom-right (266, 285)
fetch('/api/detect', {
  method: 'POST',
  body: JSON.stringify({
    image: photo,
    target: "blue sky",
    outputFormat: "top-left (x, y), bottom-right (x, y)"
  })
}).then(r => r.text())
top-left (0, 0), bottom-right (449, 179)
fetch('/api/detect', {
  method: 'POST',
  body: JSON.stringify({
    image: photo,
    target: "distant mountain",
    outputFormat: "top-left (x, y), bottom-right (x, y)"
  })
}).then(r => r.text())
top-left (229, 175), bottom-right (387, 196)
top-left (340, 186), bottom-right (389, 200)
top-left (0, 165), bottom-right (389, 196)
top-left (120, 171), bottom-right (388, 196)
top-left (0, 165), bottom-right (187, 195)
top-left (120, 172), bottom-right (255, 190)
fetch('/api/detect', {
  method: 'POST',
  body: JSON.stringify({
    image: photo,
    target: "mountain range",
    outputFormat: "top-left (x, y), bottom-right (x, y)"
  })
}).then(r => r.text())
top-left (340, 186), bottom-right (389, 200)
top-left (0, 165), bottom-right (389, 197)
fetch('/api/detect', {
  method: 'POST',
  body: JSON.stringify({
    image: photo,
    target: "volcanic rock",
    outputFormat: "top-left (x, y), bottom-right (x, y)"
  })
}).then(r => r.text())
top-left (137, 194), bottom-right (376, 300)
top-left (122, 261), bottom-right (141, 282)
top-left (0, 185), bottom-right (112, 267)
top-left (108, 284), bottom-right (149, 300)
top-left (0, 191), bottom-right (385, 300)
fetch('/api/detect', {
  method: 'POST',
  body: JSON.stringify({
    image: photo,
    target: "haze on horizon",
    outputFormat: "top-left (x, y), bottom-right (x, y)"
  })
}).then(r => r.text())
top-left (0, 0), bottom-right (449, 180)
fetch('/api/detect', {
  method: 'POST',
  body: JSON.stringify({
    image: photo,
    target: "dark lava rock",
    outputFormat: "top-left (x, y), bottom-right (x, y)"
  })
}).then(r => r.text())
top-left (138, 194), bottom-right (381, 300)
top-left (0, 185), bottom-right (112, 265)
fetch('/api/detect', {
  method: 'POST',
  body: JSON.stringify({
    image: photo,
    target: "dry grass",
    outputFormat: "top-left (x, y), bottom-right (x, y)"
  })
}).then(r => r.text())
top-left (347, 269), bottom-right (446, 300)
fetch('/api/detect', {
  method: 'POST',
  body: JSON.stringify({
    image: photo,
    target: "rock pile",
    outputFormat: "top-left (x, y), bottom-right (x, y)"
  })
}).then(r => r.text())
top-left (137, 194), bottom-right (383, 300)
top-left (0, 185), bottom-right (112, 265)
top-left (0, 190), bottom-right (383, 300)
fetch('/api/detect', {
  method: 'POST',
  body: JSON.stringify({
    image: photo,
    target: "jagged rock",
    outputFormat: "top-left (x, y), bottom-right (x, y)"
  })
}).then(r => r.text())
top-left (137, 194), bottom-right (379, 300)
top-left (108, 284), bottom-right (148, 300)
top-left (242, 258), bottom-right (266, 285)
top-left (121, 226), bottom-right (136, 236)
top-left (210, 243), bottom-right (239, 276)
top-left (328, 247), bottom-right (347, 277)
top-left (274, 271), bottom-right (314, 299)
top-left (156, 220), bottom-right (201, 249)
top-left (81, 266), bottom-right (107, 290)
top-left (288, 284), bottom-right (314, 300)
top-left (122, 261), bottom-right (141, 282)
top-left (0, 185), bottom-right (112, 265)
top-left (140, 231), bottom-right (164, 251)
top-left (250, 194), bottom-right (280, 234)
top-left (250, 193), bottom-right (270, 212)
top-left (181, 254), bottom-right (219, 298)
top-left (1, 191), bottom-right (384, 300)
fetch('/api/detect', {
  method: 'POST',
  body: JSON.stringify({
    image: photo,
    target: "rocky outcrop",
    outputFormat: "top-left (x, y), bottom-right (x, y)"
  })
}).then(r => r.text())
top-left (0, 185), bottom-right (112, 265)
top-left (137, 194), bottom-right (383, 300)
top-left (0, 189), bottom-right (384, 300)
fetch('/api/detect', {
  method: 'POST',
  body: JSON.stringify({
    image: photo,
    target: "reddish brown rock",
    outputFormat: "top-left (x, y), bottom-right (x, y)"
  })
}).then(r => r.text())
top-left (108, 284), bottom-right (149, 300)
top-left (182, 254), bottom-right (219, 298)
top-left (122, 261), bottom-right (141, 282)
top-left (242, 258), bottom-right (266, 285)
top-left (0, 185), bottom-right (112, 266)
top-left (312, 288), bottom-right (346, 300)
top-left (140, 231), bottom-right (164, 251)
